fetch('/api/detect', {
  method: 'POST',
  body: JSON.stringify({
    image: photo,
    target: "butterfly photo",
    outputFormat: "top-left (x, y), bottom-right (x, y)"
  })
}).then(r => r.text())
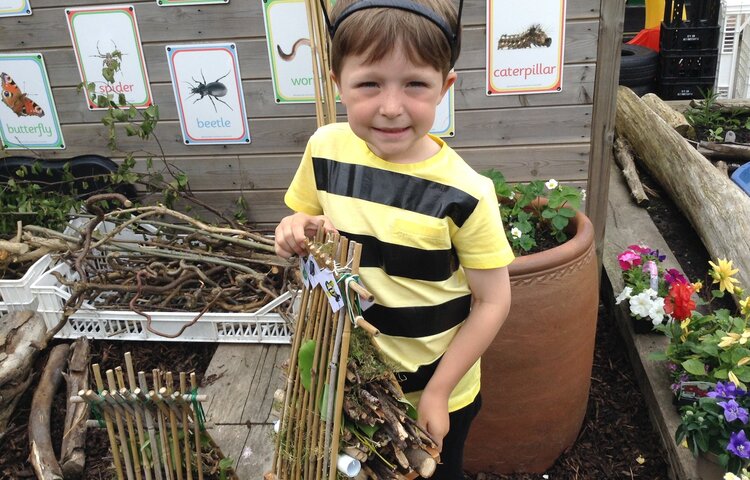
top-left (1, 72), bottom-right (44, 117)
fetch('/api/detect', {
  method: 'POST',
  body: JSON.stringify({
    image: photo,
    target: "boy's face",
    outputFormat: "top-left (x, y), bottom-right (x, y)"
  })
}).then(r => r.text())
top-left (333, 45), bottom-right (456, 164)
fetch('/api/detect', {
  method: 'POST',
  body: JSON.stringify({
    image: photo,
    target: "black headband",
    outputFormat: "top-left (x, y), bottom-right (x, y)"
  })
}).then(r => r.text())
top-left (320, 0), bottom-right (463, 68)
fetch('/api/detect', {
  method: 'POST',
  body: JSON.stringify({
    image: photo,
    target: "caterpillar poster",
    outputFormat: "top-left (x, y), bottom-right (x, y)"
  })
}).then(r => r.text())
top-left (486, 0), bottom-right (566, 96)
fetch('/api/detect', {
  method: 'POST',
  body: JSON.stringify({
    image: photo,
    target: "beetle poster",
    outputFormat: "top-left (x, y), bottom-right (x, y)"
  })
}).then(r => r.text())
top-left (0, 0), bottom-right (31, 17)
top-left (166, 43), bottom-right (251, 145)
top-left (66, 5), bottom-right (153, 110)
top-left (0, 53), bottom-right (65, 149)
top-left (486, 0), bottom-right (566, 95)
top-left (157, 0), bottom-right (228, 5)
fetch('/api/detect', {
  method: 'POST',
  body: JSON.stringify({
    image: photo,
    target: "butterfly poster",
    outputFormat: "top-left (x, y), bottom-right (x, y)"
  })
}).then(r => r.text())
top-left (66, 5), bottom-right (153, 110)
top-left (157, 0), bottom-right (228, 5)
top-left (0, 54), bottom-right (65, 150)
top-left (166, 43), bottom-right (251, 145)
top-left (0, 0), bottom-right (32, 17)
top-left (486, 0), bottom-right (566, 95)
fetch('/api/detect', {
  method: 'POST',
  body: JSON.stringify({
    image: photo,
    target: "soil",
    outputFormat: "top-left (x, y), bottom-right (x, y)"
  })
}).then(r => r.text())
top-left (0, 175), bottom-right (727, 480)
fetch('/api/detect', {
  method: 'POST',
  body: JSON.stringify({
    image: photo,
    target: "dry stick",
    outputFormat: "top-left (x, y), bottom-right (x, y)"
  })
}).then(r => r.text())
top-left (328, 242), bottom-right (361, 480)
top-left (189, 373), bottom-right (204, 480)
top-left (165, 372), bottom-right (184, 480)
top-left (116, 367), bottom-right (144, 480)
top-left (137, 371), bottom-right (165, 480)
top-left (179, 373), bottom-right (194, 480)
top-left (153, 370), bottom-right (176, 480)
top-left (92, 365), bottom-right (127, 480)
top-left (103, 370), bottom-right (136, 480)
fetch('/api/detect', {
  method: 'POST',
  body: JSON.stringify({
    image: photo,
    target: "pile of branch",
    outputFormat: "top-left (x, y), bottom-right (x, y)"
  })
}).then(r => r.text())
top-left (341, 329), bottom-right (438, 479)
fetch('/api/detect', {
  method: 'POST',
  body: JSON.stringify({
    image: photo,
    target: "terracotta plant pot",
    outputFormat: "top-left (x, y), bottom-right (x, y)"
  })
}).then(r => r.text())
top-left (464, 209), bottom-right (599, 474)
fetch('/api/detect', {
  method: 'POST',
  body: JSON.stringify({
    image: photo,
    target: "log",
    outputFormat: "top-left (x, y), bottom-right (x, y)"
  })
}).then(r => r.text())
top-left (612, 136), bottom-right (649, 206)
top-left (641, 93), bottom-right (694, 138)
top-left (60, 338), bottom-right (90, 479)
top-left (699, 141), bottom-right (750, 162)
top-left (30, 343), bottom-right (70, 480)
top-left (404, 448), bottom-right (437, 478)
top-left (616, 86), bottom-right (750, 299)
top-left (715, 160), bottom-right (730, 178)
top-left (0, 311), bottom-right (48, 439)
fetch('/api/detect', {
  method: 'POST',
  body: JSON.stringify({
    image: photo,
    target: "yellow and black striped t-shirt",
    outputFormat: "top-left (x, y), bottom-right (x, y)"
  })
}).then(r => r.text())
top-left (285, 123), bottom-right (514, 412)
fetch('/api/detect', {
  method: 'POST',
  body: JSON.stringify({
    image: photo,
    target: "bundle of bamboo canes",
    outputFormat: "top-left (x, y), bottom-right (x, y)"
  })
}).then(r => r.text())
top-left (305, 0), bottom-right (337, 126)
top-left (72, 352), bottom-right (231, 480)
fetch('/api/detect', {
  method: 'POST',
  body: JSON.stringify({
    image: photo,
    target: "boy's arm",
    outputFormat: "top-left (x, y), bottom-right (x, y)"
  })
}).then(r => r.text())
top-left (417, 265), bottom-right (511, 450)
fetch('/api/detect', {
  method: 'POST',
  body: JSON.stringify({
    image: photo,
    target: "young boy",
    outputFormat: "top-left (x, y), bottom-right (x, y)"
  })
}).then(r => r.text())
top-left (274, 0), bottom-right (514, 477)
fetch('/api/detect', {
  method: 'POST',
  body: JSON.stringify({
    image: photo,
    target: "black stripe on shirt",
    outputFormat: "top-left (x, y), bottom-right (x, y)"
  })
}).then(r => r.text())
top-left (312, 157), bottom-right (478, 227)
top-left (363, 294), bottom-right (471, 338)
top-left (398, 355), bottom-right (443, 394)
top-left (340, 230), bottom-right (456, 282)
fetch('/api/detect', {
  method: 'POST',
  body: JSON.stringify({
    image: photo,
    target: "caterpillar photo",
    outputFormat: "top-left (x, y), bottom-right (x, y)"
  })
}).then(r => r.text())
top-left (497, 25), bottom-right (552, 50)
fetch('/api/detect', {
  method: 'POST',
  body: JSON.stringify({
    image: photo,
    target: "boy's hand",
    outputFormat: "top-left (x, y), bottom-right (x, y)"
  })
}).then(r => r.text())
top-left (417, 388), bottom-right (450, 452)
top-left (274, 212), bottom-right (337, 258)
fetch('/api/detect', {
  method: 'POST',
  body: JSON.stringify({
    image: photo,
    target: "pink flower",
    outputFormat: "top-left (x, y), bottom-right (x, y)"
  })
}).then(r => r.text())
top-left (618, 251), bottom-right (642, 270)
top-left (627, 244), bottom-right (651, 254)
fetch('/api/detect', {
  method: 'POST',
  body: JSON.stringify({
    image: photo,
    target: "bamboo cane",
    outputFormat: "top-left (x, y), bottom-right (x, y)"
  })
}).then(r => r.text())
top-left (134, 374), bottom-right (165, 480)
top-left (179, 373), bottom-right (194, 480)
top-left (104, 369), bottom-right (137, 480)
top-left (303, 287), bottom-right (327, 480)
top-left (116, 367), bottom-right (144, 480)
top-left (123, 356), bottom-right (154, 480)
top-left (190, 373), bottom-right (204, 480)
top-left (93, 364), bottom-right (128, 480)
top-left (153, 370), bottom-right (175, 480)
top-left (304, 0), bottom-right (325, 126)
top-left (165, 372), bottom-right (184, 480)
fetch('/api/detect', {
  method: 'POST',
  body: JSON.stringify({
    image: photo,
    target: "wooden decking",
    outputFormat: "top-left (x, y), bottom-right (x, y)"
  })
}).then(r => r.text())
top-left (201, 343), bottom-right (290, 478)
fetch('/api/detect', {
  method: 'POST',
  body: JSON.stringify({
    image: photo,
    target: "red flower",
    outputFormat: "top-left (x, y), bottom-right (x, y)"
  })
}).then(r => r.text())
top-left (664, 282), bottom-right (696, 321)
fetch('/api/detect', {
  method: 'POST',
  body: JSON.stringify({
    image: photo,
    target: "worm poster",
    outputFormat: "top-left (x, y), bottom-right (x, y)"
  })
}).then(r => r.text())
top-left (0, 53), bottom-right (65, 149)
top-left (66, 5), bottom-right (153, 110)
top-left (157, 0), bottom-right (228, 5)
top-left (166, 43), bottom-right (251, 145)
top-left (0, 0), bottom-right (31, 17)
top-left (486, 0), bottom-right (566, 95)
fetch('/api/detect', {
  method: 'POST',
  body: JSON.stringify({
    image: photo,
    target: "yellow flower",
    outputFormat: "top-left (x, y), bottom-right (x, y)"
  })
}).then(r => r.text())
top-left (692, 281), bottom-right (703, 293)
top-left (680, 318), bottom-right (691, 342)
top-left (729, 370), bottom-right (741, 386)
top-left (709, 258), bottom-right (741, 294)
top-left (741, 330), bottom-right (750, 345)
top-left (720, 333), bottom-right (741, 348)
top-left (741, 296), bottom-right (750, 318)
top-left (739, 356), bottom-right (750, 367)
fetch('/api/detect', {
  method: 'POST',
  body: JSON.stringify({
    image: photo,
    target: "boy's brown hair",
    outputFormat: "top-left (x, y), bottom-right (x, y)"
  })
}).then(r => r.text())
top-left (329, 0), bottom-right (461, 78)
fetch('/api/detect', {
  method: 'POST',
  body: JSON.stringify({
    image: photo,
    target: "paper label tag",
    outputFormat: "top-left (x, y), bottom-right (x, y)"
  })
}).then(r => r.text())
top-left (319, 269), bottom-right (344, 312)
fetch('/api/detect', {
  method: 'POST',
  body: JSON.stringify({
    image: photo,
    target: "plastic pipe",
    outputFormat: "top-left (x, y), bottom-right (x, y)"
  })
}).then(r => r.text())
top-left (336, 453), bottom-right (361, 478)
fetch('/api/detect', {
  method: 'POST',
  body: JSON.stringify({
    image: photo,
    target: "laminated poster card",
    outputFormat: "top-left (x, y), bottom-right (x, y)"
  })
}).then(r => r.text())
top-left (157, 0), bottom-right (228, 5)
top-left (166, 43), bottom-right (251, 145)
top-left (0, 53), bottom-right (65, 150)
top-left (0, 0), bottom-right (31, 17)
top-left (486, 0), bottom-right (566, 96)
top-left (66, 5), bottom-right (154, 110)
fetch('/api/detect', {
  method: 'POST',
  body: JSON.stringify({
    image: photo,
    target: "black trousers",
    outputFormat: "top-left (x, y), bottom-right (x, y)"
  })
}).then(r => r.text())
top-left (431, 393), bottom-right (482, 480)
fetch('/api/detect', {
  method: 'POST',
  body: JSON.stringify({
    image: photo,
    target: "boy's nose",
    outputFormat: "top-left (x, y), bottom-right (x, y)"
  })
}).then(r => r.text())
top-left (379, 91), bottom-right (404, 118)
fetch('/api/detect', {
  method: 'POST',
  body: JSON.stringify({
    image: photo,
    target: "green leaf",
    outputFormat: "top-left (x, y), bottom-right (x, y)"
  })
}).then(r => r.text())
top-left (298, 340), bottom-right (316, 391)
top-left (551, 214), bottom-right (568, 231)
top-left (682, 358), bottom-right (708, 376)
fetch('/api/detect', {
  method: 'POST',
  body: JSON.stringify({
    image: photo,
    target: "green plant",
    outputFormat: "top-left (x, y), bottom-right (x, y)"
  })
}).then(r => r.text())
top-left (482, 170), bottom-right (583, 255)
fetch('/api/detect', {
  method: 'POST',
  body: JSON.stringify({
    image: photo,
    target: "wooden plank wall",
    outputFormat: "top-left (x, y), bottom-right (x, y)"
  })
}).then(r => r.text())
top-left (0, 0), bottom-right (603, 225)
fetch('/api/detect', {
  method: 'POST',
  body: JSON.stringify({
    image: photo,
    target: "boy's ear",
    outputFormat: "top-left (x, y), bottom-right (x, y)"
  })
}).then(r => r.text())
top-left (440, 71), bottom-right (457, 100)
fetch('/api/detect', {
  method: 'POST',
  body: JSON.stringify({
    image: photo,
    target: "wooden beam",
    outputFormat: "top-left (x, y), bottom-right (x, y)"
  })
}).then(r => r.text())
top-left (587, 0), bottom-right (627, 268)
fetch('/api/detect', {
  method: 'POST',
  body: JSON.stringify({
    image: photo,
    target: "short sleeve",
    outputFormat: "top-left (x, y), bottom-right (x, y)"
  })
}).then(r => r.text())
top-left (284, 138), bottom-right (324, 216)
top-left (452, 177), bottom-right (515, 269)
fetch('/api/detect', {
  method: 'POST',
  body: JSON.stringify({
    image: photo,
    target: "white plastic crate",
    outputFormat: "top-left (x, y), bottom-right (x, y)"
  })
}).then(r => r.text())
top-left (717, 0), bottom-right (750, 98)
top-left (31, 261), bottom-right (292, 343)
top-left (0, 254), bottom-right (53, 311)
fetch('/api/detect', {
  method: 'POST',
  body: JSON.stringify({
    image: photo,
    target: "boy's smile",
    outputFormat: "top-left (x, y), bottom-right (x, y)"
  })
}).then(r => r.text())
top-left (333, 45), bottom-right (456, 164)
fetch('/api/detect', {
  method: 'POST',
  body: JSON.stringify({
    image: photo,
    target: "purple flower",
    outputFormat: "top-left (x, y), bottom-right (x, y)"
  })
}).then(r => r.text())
top-left (648, 249), bottom-right (667, 262)
top-left (665, 268), bottom-right (688, 286)
top-left (728, 430), bottom-right (750, 459)
top-left (667, 363), bottom-right (679, 373)
top-left (709, 381), bottom-right (746, 399)
top-left (719, 399), bottom-right (750, 424)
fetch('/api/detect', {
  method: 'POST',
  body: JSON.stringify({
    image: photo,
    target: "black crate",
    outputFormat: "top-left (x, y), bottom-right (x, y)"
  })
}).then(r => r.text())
top-left (660, 22), bottom-right (720, 51)
top-left (659, 49), bottom-right (718, 79)
top-left (658, 77), bottom-right (715, 100)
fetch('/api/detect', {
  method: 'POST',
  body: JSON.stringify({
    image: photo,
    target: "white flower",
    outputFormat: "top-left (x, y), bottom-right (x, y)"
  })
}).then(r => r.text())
top-left (511, 227), bottom-right (522, 239)
top-left (545, 179), bottom-right (559, 190)
top-left (508, 191), bottom-right (515, 200)
top-left (648, 297), bottom-right (666, 325)
top-left (615, 286), bottom-right (632, 305)
top-left (643, 288), bottom-right (658, 298)
top-left (580, 189), bottom-right (586, 201)
top-left (629, 291), bottom-right (655, 318)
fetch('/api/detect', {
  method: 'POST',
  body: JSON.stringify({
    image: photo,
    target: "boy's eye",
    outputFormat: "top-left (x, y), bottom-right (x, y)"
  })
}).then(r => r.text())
top-left (357, 82), bottom-right (378, 88)
top-left (407, 81), bottom-right (428, 88)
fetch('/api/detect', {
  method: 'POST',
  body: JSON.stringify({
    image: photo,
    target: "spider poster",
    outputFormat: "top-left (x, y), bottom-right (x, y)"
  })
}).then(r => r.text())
top-left (166, 43), bottom-right (251, 145)
top-left (0, 0), bottom-right (31, 17)
top-left (486, 0), bottom-right (566, 96)
top-left (0, 53), bottom-right (65, 149)
top-left (66, 5), bottom-right (153, 110)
